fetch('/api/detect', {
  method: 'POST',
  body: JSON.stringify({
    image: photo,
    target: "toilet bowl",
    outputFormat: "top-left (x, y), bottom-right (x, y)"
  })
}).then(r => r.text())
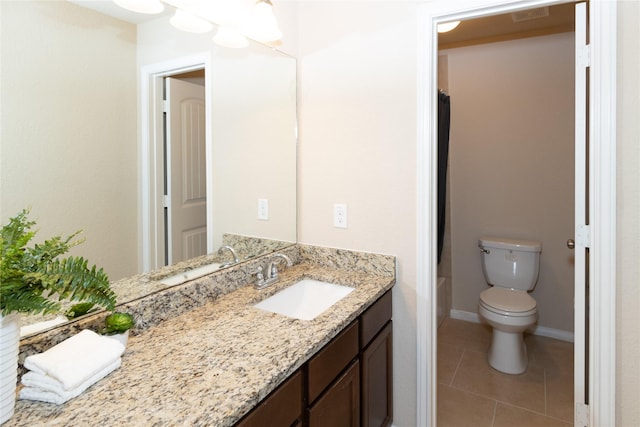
top-left (477, 237), bottom-right (541, 374)
top-left (479, 288), bottom-right (537, 374)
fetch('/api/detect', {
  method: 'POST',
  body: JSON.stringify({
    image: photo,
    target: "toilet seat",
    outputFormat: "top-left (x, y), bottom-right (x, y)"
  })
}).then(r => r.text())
top-left (480, 287), bottom-right (537, 317)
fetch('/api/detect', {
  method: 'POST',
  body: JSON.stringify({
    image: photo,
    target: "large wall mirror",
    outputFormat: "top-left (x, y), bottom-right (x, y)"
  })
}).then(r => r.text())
top-left (0, 1), bottom-right (296, 335)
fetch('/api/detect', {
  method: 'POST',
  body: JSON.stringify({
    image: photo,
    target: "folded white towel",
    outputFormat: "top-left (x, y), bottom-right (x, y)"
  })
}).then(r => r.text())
top-left (23, 329), bottom-right (125, 391)
top-left (19, 358), bottom-right (121, 405)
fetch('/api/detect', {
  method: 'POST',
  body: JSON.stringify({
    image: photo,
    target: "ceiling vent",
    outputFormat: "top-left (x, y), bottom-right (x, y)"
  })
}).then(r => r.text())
top-left (511, 7), bottom-right (549, 23)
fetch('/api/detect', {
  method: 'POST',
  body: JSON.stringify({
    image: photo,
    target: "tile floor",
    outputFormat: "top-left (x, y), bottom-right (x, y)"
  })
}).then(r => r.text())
top-left (437, 318), bottom-right (574, 427)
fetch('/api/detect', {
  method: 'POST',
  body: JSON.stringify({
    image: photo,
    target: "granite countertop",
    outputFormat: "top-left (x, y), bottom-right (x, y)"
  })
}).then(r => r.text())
top-left (7, 255), bottom-right (394, 426)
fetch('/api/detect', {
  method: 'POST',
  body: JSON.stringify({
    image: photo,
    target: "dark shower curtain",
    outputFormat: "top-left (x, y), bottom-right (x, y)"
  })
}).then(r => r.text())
top-left (437, 90), bottom-right (451, 265)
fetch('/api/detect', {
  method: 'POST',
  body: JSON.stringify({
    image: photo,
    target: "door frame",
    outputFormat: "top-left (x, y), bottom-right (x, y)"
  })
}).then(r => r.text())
top-left (416, 1), bottom-right (617, 426)
top-left (139, 53), bottom-right (214, 272)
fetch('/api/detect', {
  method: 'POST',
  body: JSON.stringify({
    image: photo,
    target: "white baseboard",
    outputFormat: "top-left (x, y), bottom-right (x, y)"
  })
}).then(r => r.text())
top-left (449, 309), bottom-right (574, 343)
top-left (450, 309), bottom-right (481, 324)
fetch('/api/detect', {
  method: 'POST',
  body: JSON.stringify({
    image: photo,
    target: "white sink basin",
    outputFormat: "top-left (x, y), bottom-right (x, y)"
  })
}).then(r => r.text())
top-left (159, 263), bottom-right (222, 286)
top-left (254, 279), bottom-right (354, 321)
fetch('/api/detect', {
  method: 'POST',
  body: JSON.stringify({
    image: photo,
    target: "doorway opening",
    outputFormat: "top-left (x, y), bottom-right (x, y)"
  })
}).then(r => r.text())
top-left (417, 1), bottom-right (616, 426)
top-left (435, 5), bottom-right (576, 424)
top-left (140, 53), bottom-right (213, 273)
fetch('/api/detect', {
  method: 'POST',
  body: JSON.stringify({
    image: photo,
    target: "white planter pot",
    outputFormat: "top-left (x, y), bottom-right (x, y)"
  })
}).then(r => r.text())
top-left (0, 314), bottom-right (20, 424)
top-left (105, 330), bottom-right (129, 349)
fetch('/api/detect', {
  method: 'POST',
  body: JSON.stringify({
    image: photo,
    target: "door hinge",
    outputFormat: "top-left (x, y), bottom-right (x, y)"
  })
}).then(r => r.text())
top-left (576, 402), bottom-right (589, 427)
top-left (163, 194), bottom-right (170, 208)
top-left (163, 100), bottom-right (168, 113)
top-left (577, 44), bottom-right (591, 68)
top-left (576, 224), bottom-right (591, 248)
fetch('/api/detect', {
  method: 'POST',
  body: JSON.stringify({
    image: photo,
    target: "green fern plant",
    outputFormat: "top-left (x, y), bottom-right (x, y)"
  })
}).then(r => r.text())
top-left (0, 209), bottom-right (117, 317)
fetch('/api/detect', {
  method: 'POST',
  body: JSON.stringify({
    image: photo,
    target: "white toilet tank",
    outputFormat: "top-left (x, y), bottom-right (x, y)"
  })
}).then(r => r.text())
top-left (479, 237), bottom-right (541, 291)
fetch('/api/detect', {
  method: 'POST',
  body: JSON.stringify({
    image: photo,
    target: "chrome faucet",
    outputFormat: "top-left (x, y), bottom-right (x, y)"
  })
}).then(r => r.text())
top-left (218, 245), bottom-right (240, 267)
top-left (267, 253), bottom-right (293, 280)
top-left (255, 253), bottom-right (293, 289)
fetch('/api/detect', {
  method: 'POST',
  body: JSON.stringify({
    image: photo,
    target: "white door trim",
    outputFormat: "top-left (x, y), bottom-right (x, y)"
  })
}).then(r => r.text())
top-left (586, 1), bottom-right (617, 424)
top-left (574, 3), bottom-right (588, 423)
top-left (139, 53), bottom-right (214, 272)
top-left (416, 1), bottom-right (616, 426)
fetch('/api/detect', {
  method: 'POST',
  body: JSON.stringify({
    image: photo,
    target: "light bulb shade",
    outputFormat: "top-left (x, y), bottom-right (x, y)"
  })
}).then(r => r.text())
top-left (170, 9), bottom-right (214, 34)
top-left (437, 21), bottom-right (461, 33)
top-left (244, 0), bottom-right (282, 43)
top-left (213, 28), bottom-right (249, 49)
top-left (113, 0), bottom-right (164, 14)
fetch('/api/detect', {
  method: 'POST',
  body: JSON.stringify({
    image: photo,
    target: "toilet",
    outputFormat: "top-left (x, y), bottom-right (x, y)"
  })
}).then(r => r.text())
top-left (478, 237), bottom-right (541, 374)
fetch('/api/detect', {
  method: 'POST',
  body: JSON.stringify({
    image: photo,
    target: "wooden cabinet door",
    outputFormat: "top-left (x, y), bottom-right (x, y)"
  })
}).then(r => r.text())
top-left (307, 321), bottom-right (359, 404)
top-left (361, 321), bottom-right (393, 427)
top-left (236, 371), bottom-right (303, 427)
top-left (308, 360), bottom-right (360, 427)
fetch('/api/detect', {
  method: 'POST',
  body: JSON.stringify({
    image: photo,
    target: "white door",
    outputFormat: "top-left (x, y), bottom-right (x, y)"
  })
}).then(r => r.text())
top-left (573, 3), bottom-right (589, 426)
top-left (165, 77), bottom-right (207, 264)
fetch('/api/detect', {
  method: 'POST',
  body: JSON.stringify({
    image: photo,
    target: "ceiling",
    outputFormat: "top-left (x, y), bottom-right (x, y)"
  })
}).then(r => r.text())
top-left (66, 0), bottom-right (166, 23)
top-left (438, 3), bottom-right (576, 50)
top-left (68, 1), bottom-right (576, 51)
top-left (67, 0), bottom-right (273, 25)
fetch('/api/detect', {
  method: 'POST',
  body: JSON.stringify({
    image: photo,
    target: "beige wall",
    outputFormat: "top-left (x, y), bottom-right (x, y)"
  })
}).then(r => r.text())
top-left (296, 2), bottom-right (419, 424)
top-left (211, 48), bottom-right (297, 247)
top-left (616, 1), bottom-right (640, 425)
top-left (0, 1), bottom-right (138, 281)
top-left (442, 33), bottom-right (575, 334)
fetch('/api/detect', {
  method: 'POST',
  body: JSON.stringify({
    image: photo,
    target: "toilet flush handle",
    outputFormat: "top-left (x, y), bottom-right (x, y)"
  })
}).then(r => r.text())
top-left (567, 239), bottom-right (575, 249)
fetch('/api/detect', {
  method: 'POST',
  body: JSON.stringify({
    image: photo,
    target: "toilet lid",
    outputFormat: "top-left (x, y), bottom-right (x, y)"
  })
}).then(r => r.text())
top-left (480, 287), bottom-right (536, 313)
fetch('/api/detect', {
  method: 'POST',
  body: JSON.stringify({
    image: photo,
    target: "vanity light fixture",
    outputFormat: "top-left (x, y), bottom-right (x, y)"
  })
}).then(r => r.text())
top-left (213, 27), bottom-right (249, 49)
top-left (437, 20), bottom-right (461, 33)
top-left (243, 0), bottom-right (282, 43)
top-left (170, 8), bottom-right (214, 33)
top-left (113, 0), bottom-right (164, 14)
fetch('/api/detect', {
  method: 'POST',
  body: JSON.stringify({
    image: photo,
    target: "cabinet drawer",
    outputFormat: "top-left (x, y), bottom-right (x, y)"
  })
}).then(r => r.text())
top-left (236, 371), bottom-right (303, 427)
top-left (307, 321), bottom-right (359, 403)
top-left (360, 290), bottom-right (392, 349)
top-left (307, 360), bottom-right (360, 427)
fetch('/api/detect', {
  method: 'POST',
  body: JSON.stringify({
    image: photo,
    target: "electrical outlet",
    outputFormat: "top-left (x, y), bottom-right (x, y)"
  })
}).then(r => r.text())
top-left (334, 204), bottom-right (347, 228)
top-left (258, 198), bottom-right (269, 220)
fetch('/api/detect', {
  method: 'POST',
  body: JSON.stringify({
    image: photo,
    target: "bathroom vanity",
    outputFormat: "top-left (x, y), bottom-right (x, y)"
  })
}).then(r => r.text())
top-left (236, 289), bottom-right (392, 427)
top-left (7, 245), bottom-right (395, 426)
